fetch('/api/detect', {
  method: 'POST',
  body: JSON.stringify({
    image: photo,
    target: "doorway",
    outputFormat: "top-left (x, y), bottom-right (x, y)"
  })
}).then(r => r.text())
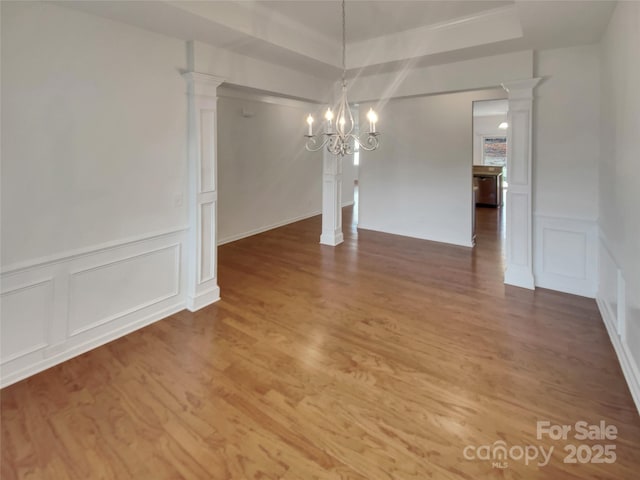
top-left (472, 99), bottom-right (508, 259)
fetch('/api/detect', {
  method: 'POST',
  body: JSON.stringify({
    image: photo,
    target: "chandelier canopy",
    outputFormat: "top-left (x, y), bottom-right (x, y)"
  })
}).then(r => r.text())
top-left (304, 0), bottom-right (380, 157)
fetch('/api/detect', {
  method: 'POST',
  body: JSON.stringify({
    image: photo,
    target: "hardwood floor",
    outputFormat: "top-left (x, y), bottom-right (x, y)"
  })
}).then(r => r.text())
top-left (2, 204), bottom-right (639, 479)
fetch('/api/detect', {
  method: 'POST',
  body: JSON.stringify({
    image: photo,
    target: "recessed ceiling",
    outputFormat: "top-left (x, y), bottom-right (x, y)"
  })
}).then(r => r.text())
top-left (259, 0), bottom-right (513, 43)
top-left (57, 0), bottom-right (616, 79)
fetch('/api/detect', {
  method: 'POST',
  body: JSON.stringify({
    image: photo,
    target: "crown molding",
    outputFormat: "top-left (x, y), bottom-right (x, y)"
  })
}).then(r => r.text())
top-left (501, 78), bottom-right (542, 99)
top-left (182, 72), bottom-right (225, 97)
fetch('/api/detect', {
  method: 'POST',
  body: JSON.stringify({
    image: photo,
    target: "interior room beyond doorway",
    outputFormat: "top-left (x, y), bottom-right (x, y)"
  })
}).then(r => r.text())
top-left (472, 99), bottom-right (508, 258)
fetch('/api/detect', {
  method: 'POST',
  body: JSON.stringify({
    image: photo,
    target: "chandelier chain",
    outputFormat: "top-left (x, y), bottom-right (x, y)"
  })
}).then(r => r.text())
top-left (342, 0), bottom-right (346, 85)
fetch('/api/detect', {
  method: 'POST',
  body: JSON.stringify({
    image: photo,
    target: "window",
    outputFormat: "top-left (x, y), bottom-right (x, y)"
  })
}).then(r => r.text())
top-left (482, 136), bottom-right (507, 186)
top-left (482, 136), bottom-right (507, 167)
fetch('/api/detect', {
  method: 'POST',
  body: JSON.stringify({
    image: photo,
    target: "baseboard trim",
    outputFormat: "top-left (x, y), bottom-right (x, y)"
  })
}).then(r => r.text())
top-left (0, 302), bottom-right (185, 389)
top-left (596, 296), bottom-right (640, 415)
top-left (218, 202), bottom-right (355, 246)
top-left (356, 223), bottom-right (473, 248)
top-left (320, 232), bottom-right (344, 246)
top-left (218, 210), bottom-right (321, 245)
top-left (535, 277), bottom-right (595, 298)
top-left (504, 266), bottom-right (535, 290)
top-left (186, 286), bottom-right (220, 312)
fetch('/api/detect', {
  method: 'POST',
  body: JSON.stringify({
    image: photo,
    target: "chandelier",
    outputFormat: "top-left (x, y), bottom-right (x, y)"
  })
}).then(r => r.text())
top-left (304, 0), bottom-right (380, 157)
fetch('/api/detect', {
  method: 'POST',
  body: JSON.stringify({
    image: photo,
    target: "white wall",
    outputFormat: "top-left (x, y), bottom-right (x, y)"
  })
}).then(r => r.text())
top-left (358, 88), bottom-right (504, 247)
top-left (532, 44), bottom-right (601, 297)
top-left (534, 45), bottom-right (600, 221)
top-left (216, 87), bottom-right (323, 244)
top-left (1, 1), bottom-right (188, 267)
top-left (1, 1), bottom-right (189, 386)
top-left (473, 115), bottom-right (506, 165)
top-left (597, 1), bottom-right (640, 412)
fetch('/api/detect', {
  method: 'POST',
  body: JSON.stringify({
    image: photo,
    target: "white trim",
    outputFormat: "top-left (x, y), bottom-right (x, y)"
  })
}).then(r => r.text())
top-left (1, 226), bottom-right (188, 275)
top-left (357, 223), bottom-right (474, 248)
top-left (186, 286), bottom-right (220, 312)
top-left (1, 302), bottom-right (184, 388)
top-left (67, 244), bottom-right (181, 336)
top-left (218, 201), bottom-right (353, 247)
top-left (184, 70), bottom-right (222, 312)
top-left (596, 297), bottom-right (640, 415)
top-left (218, 210), bottom-right (321, 245)
top-left (504, 265), bottom-right (535, 290)
top-left (1, 230), bottom-right (187, 389)
top-left (598, 228), bottom-right (621, 268)
top-left (182, 72), bottom-right (225, 97)
top-left (501, 77), bottom-right (541, 291)
top-left (217, 85), bottom-right (323, 108)
top-left (321, 148), bottom-right (344, 247)
top-left (320, 232), bottom-right (344, 246)
top-left (501, 78), bottom-right (542, 99)
top-left (533, 215), bottom-right (597, 298)
top-left (534, 212), bottom-right (598, 223)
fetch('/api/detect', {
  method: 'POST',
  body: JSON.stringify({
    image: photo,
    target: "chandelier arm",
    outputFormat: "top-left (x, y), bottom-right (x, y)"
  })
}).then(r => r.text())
top-left (305, 135), bottom-right (331, 152)
top-left (354, 134), bottom-right (380, 152)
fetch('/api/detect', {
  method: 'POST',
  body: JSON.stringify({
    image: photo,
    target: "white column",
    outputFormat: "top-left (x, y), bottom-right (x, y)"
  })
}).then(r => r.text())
top-left (183, 72), bottom-right (225, 311)
top-left (320, 149), bottom-right (344, 246)
top-left (501, 78), bottom-right (541, 290)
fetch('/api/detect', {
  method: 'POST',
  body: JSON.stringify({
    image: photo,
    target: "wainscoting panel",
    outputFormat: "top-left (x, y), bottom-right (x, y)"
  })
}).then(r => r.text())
top-left (68, 244), bottom-right (180, 336)
top-left (1, 279), bottom-right (53, 363)
top-left (533, 215), bottom-right (597, 297)
top-left (598, 240), bottom-right (619, 333)
top-left (596, 233), bottom-right (640, 413)
top-left (200, 201), bottom-right (215, 283)
top-left (0, 228), bottom-right (186, 388)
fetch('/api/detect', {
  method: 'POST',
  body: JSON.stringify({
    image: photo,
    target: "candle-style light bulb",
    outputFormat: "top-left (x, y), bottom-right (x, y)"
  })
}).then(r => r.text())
top-left (325, 108), bottom-right (334, 132)
top-left (367, 108), bottom-right (378, 133)
top-left (325, 109), bottom-right (334, 122)
top-left (306, 114), bottom-right (314, 136)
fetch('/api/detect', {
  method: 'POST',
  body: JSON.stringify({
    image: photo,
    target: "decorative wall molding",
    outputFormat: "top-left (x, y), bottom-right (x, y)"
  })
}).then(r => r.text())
top-left (598, 296), bottom-right (640, 415)
top-left (1, 279), bottom-right (53, 364)
top-left (0, 230), bottom-right (186, 388)
top-left (533, 214), bottom-right (597, 297)
top-left (596, 232), bottom-right (640, 413)
top-left (67, 244), bottom-right (181, 336)
top-left (1, 226), bottom-right (188, 275)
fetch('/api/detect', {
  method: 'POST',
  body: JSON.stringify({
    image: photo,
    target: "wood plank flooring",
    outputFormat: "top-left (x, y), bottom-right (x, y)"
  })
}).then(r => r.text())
top-left (2, 204), bottom-right (639, 479)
